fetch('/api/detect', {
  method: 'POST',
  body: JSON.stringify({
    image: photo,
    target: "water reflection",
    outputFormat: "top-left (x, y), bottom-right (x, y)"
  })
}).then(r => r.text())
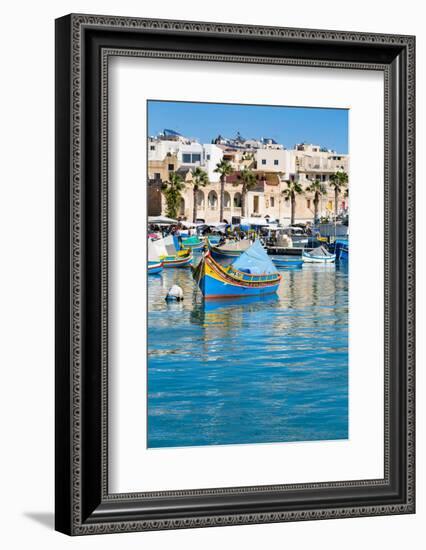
top-left (147, 260), bottom-right (348, 448)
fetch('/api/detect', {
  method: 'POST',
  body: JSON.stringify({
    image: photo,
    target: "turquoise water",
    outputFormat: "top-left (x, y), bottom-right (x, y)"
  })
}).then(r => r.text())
top-left (147, 256), bottom-right (348, 448)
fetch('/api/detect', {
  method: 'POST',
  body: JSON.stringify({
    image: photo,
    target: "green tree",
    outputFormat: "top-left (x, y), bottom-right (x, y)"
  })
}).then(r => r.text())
top-left (234, 168), bottom-right (258, 218)
top-left (329, 171), bottom-right (349, 217)
top-left (282, 179), bottom-right (304, 226)
top-left (214, 159), bottom-right (234, 222)
top-left (161, 172), bottom-right (185, 219)
top-left (191, 167), bottom-right (209, 223)
top-left (305, 178), bottom-right (327, 224)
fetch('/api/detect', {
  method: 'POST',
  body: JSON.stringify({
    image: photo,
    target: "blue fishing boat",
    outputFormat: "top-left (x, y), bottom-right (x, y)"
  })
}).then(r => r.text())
top-left (272, 257), bottom-right (303, 269)
top-left (334, 239), bottom-right (349, 261)
top-left (148, 260), bottom-right (163, 274)
top-left (193, 240), bottom-right (281, 299)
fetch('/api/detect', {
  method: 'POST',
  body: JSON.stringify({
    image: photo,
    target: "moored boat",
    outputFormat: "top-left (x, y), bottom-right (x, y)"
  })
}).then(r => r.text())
top-left (148, 260), bottom-right (164, 274)
top-left (272, 257), bottom-right (303, 269)
top-left (180, 235), bottom-right (204, 251)
top-left (209, 238), bottom-right (251, 259)
top-left (163, 251), bottom-right (193, 267)
top-left (149, 235), bottom-right (193, 267)
top-left (334, 239), bottom-right (349, 261)
top-left (148, 238), bottom-right (164, 274)
top-left (207, 235), bottom-right (221, 246)
top-left (302, 246), bottom-right (336, 263)
top-left (193, 240), bottom-right (281, 298)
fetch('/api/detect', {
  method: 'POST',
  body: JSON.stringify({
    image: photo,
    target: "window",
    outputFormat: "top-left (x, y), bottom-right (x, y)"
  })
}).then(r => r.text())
top-left (154, 173), bottom-right (161, 180)
top-left (150, 145), bottom-right (155, 151)
top-left (182, 152), bottom-right (201, 163)
top-left (233, 192), bottom-right (242, 208)
top-left (208, 191), bottom-right (218, 209)
top-left (253, 195), bottom-right (259, 213)
top-left (261, 159), bottom-right (266, 165)
top-left (307, 199), bottom-right (311, 209)
top-left (224, 192), bottom-right (231, 208)
top-left (179, 197), bottom-right (185, 216)
top-left (196, 190), bottom-right (205, 207)
top-left (206, 154), bottom-right (211, 161)
top-left (274, 159), bottom-right (279, 166)
top-left (270, 196), bottom-right (275, 207)
top-left (168, 164), bottom-right (174, 171)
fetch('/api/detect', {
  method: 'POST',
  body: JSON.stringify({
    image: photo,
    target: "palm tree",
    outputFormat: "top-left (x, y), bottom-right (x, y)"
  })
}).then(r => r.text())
top-left (329, 171), bottom-right (349, 217)
top-left (161, 171), bottom-right (185, 219)
top-left (282, 179), bottom-right (304, 226)
top-left (305, 178), bottom-right (327, 224)
top-left (191, 167), bottom-right (209, 223)
top-left (214, 159), bottom-right (234, 222)
top-left (234, 168), bottom-right (257, 217)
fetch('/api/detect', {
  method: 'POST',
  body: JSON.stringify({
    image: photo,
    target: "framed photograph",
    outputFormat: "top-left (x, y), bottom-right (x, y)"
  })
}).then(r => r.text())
top-left (55, 14), bottom-right (415, 535)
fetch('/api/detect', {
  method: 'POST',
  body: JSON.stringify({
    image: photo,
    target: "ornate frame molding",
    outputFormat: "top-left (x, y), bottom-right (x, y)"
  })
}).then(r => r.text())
top-left (55, 14), bottom-right (415, 535)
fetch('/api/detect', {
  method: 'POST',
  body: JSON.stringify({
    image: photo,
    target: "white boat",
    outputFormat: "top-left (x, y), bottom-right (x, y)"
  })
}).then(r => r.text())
top-left (149, 235), bottom-right (193, 267)
top-left (302, 246), bottom-right (336, 263)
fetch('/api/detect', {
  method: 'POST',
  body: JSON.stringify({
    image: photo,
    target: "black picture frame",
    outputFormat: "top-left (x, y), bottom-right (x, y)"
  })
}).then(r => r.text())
top-left (55, 13), bottom-right (415, 535)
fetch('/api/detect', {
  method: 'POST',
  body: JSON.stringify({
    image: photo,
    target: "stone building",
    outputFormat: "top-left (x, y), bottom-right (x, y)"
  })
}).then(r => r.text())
top-left (148, 132), bottom-right (349, 224)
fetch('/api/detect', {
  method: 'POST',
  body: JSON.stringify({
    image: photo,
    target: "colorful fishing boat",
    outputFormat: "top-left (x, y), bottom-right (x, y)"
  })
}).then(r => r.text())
top-left (209, 238), bottom-right (251, 260)
top-left (149, 236), bottom-right (193, 267)
top-left (180, 235), bottom-right (204, 251)
top-left (272, 257), bottom-right (303, 269)
top-left (302, 246), bottom-right (336, 264)
top-left (193, 240), bottom-right (281, 298)
top-left (148, 260), bottom-right (164, 274)
top-left (163, 251), bottom-right (193, 267)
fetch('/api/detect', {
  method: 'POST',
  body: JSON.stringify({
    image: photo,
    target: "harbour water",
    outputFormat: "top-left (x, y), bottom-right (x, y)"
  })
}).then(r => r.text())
top-left (148, 255), bottom-right (348, 448)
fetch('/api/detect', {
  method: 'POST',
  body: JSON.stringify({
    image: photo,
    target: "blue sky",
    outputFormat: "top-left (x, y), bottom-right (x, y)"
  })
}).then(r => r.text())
top-left (148, 100), bottom-right (349, 154)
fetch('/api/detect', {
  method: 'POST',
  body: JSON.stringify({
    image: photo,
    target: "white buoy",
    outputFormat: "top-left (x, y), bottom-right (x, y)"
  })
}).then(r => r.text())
top-left (165, 285), bottom-right (184, 301)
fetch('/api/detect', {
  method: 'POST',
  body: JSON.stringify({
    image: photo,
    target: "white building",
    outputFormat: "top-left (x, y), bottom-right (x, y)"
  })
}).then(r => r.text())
top-left (202, 144), bottom-right (223, 183)
top-left (148, 135), bottom-right (203, 167)
top-left (254, 149), bottom-right (296, 179)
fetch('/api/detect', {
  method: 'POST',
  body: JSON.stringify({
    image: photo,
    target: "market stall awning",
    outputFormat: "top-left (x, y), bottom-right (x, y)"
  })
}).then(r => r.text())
top-left (148, 216), bottom-right (178, 225)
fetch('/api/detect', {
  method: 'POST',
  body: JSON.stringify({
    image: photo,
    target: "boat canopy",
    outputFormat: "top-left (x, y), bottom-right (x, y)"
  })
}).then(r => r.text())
top-left (181, 235), bottom-right (201, 245)
top-left (233, 240), bottom-right (278, 275)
